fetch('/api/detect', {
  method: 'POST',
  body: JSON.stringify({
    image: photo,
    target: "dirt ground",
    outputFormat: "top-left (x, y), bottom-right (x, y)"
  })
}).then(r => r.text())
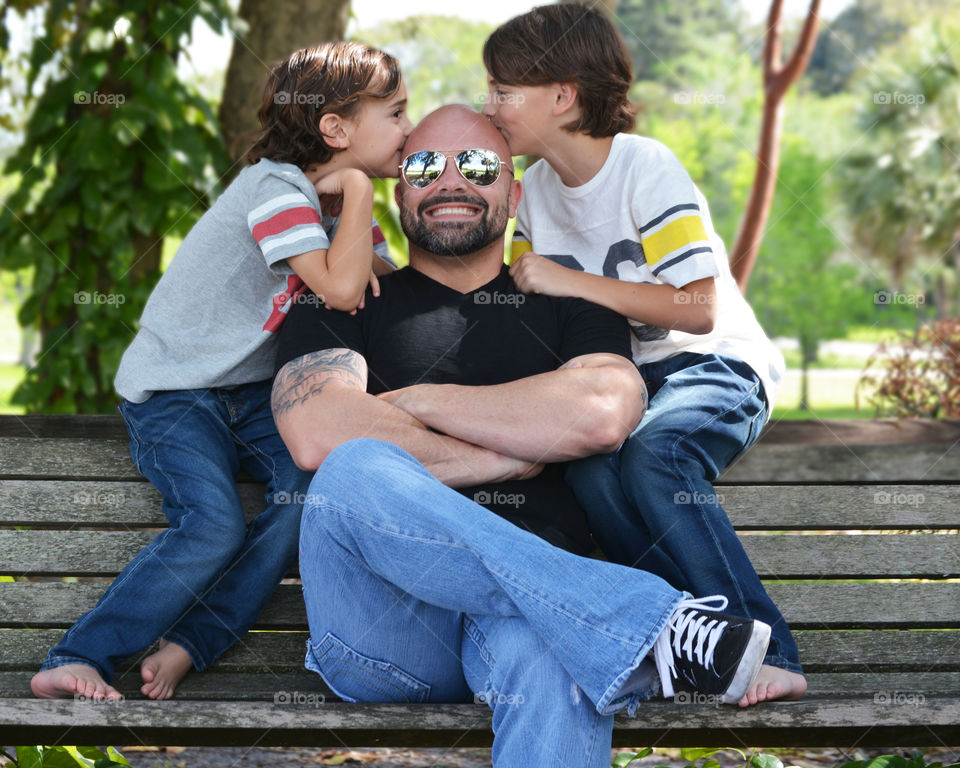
top-left (116, 745), bottom-right (960, 768)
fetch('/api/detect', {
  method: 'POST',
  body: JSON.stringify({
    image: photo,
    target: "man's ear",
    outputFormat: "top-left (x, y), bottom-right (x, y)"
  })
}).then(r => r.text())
top-left (394, 180), bottom-right (403, 207)
top-left (318, 113), bottom-right (351, 149)
top-left (552, 83), bottom-right (579, 118)
top-left (508, 178), bottom-right (523, 218)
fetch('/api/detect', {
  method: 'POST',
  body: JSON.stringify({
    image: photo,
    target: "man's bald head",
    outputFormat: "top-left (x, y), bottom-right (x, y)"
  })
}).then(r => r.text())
top-left (404, 104), bottom-right (512, 160)
top-left (396, 105), bottom-right (520, 267)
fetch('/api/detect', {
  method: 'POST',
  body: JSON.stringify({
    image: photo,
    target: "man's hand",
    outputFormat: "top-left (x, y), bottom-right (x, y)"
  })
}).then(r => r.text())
top-left (313, 168), bottom-right (373, 199)
top-left (510, 251), bottom-right (580, 298)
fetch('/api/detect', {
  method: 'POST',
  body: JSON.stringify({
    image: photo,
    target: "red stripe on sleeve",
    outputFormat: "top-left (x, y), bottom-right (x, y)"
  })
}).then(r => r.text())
top-left (372, 224), bottom-right (386, 246)
top-left (252, 206), bottom-right (323, 243)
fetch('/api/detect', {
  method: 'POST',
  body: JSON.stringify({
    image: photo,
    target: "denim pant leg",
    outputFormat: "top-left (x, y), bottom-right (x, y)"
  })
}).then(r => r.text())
top-left (164, 380), bottom-right (311, 669)
top-left (462, 614), bottom-right (615, 768)
top-left (41, 389), bottom-right (250, 681)
top-left (300, 487), bottom-right (471, 703)
top-left (566, 353), bottom-right (802, 674)
top-left (307, 438), bottom-right (684, 715)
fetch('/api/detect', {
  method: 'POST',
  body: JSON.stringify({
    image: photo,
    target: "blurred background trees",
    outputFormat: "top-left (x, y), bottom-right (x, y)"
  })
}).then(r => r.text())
top-left (1, 0), bottom-right (958, 413)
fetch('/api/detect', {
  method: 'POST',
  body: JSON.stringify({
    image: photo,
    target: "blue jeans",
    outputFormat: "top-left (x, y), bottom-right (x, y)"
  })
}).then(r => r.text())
top-left (41, 380), bottom-right (311, 682)
top-left (299, 439), bottom-right (686, 768)
top-left (565, 352), bottom-right (802, 674)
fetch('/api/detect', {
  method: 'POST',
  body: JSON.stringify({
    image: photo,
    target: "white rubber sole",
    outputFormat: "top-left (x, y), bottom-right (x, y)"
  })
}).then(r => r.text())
top-left (719, 619), bottom-right (772, 704)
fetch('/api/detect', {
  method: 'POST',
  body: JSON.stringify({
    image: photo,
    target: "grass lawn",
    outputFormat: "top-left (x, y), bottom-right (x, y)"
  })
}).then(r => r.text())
top-left (773, 368), bottom-right (873, 420)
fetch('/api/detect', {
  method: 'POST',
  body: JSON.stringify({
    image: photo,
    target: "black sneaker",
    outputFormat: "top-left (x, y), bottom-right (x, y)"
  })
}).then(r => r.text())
top-left (653, 595), bottom-right (771, 705)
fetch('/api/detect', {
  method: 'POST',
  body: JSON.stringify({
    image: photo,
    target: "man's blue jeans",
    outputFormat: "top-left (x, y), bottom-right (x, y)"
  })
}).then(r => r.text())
top-left (300, 439), bottom-right (687, 768)
top-left (40, 380), bottom-right (311, 682)
top-left (566, 352), bottom-right (802, 674)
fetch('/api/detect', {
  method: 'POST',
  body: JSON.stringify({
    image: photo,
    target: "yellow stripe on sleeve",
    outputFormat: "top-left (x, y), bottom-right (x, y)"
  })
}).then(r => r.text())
top-left (640, 216), bottom-right (708, 266)
top-left (510, 239), bottom-right (533, 266)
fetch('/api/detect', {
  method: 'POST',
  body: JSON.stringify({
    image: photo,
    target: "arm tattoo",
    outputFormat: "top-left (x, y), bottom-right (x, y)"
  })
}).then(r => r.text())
top-left (271, 348), bottom-right (367, 421)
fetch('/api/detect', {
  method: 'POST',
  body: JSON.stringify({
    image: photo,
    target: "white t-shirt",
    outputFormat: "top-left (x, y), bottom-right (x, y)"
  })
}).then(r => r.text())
top-left (513, 133), bottom-right (784, 410)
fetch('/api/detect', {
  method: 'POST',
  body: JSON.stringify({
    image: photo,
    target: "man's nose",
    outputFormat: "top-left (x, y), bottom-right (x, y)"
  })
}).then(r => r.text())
top-left (435, 158), bottom-right (467, 192)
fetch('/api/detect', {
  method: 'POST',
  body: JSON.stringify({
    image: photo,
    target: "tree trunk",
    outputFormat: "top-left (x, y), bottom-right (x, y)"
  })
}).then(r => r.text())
top-left (730, 0), bottom-right (821, 292)
top-left (218, 0), bottom-right (352, 168)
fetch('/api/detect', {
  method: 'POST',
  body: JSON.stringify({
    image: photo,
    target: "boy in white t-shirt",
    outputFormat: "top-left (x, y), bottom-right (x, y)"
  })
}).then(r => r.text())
top-left (481, 3), bottom-right (806, 706)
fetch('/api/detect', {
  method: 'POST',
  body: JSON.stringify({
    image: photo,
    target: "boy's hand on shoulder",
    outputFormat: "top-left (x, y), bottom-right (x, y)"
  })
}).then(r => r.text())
top-left (510, 251), bottom-right (577, 298)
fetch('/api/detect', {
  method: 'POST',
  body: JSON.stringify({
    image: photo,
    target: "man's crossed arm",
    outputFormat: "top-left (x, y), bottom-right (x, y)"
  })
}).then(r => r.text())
top-left (271, 348), bottom-right (647, 487)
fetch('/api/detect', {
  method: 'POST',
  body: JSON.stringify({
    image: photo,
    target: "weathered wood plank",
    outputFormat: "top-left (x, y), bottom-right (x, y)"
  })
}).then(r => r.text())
top-left (722, 442), bottom-right (960, 483)
top-left (3, 582), bottom-right (960, 629)
top-left (4, 482), bottom-right (958, 529)
top-left (3, 629), bottom-right (956, 674)
top-left (5, 436), bottom-right (960, 483)
top-left (1, 669), bottom-right (958, 701)
top-left (5, 529), bottom-right (957, 579)
top-left (4, 414), bottom-right (958, 447)
top-left (0, 698), bottom-right (957, 747)
top-left (0, 480), bottom-right (266, 526)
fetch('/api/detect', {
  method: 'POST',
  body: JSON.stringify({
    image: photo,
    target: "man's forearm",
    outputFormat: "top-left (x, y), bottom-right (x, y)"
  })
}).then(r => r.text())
top-left (272, 359), bottom-right (538, 486)
top-left (381, 357), bottom-right (646, 463)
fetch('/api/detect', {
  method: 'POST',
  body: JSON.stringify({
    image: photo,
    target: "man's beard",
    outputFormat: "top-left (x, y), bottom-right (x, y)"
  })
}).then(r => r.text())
top-left (400, 194), bottom-right (508, 257)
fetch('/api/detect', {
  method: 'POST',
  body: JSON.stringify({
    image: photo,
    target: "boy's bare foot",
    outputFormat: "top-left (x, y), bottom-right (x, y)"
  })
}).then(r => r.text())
top-left (140, 639), bottom-right (194, 700)
top-left (737, 664), bottom-right (807, 707)
top-left (31, 663), bottom-right (122, 700)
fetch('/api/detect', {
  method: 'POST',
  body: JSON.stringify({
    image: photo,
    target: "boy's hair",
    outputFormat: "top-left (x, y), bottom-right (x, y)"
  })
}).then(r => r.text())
top-left (483, 4), bottom-right (635, 138)
top-left (247, 41), bottom-right (401, 168)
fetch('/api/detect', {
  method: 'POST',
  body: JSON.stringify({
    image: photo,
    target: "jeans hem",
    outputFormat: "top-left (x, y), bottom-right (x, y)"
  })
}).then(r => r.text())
top-left (39, 655), bottom-right (109, 681)
top-left (162, 631), bottom-right (207, 673)
top-left (763, 654), bottom-right (804, 675)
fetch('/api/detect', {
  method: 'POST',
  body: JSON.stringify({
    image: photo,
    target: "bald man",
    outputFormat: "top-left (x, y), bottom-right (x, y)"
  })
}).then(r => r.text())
top-left (271, 106), bottom-right (770, 767)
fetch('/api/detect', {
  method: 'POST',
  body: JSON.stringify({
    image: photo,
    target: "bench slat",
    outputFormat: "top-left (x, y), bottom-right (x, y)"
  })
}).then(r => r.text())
top-left (0, 698), bottom-right (957, 748)
top-left (3, 582), bottom-right (959, 629)
top-left (4, 529), bottom-right (957, 579)
top-left (4, 481), bottom-right (958, 529)
top-left (4, 435), bottom-right (959, 484)
top-left (2, 629), bottom-right (957, 674)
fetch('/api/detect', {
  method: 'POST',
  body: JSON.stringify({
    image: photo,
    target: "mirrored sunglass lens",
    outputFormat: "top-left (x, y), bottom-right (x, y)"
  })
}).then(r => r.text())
top-left (457, 150), bottom-right (501, 186)
top-left (403, 152), bottom-right (445, 187)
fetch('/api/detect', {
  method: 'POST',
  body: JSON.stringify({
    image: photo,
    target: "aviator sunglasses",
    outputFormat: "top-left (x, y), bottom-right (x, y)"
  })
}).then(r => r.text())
top-left (400, 149), bottom-right (513, 189)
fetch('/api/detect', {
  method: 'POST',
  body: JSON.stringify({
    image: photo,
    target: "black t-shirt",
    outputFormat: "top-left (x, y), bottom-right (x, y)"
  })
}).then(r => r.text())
top-left (275, 264), bottom-right (632, 555)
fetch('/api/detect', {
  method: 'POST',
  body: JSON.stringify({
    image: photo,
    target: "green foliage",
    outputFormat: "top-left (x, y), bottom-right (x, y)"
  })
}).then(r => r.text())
top-left (610, 747), bottom-right (959, 768)
top-left (356, 15), bottom-right (494, 121)
top-left (1, 746), bottom-right (128, 767)
top-left (0, 0), bottom-right (232, 412)
top-left (839, 20), bottom-right (960, 314)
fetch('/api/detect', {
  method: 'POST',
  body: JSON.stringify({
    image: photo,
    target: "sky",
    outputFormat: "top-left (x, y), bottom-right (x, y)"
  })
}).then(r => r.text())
top-left (182, 0), bottom-right (855, 79)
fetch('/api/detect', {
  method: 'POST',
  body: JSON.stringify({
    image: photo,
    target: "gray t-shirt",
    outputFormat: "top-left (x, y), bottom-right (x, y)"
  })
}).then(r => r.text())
top-left (115, 158), bottom-right (393, 403)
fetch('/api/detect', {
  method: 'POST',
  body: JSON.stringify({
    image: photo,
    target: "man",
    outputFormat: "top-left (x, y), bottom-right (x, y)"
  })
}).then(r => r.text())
top-left (271, 105), bottom-right (770, 767)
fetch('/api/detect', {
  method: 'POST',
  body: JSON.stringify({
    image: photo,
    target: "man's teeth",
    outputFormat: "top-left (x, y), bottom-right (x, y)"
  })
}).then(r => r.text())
top-left (431, 206), bottom-right (477, 216)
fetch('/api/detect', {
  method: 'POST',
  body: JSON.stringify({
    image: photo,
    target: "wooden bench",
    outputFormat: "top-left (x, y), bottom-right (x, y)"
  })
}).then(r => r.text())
top-left (1, 414), bottom-right (958, 748)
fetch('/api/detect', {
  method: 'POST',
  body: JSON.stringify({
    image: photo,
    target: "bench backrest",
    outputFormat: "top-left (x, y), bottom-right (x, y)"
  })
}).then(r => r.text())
top-left (1, 415), bottom-right (959, 704)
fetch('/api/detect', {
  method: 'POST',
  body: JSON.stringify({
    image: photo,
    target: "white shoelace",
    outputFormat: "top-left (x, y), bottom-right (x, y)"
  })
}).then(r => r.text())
top-left (653, 595), bottom-right (729, 698)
